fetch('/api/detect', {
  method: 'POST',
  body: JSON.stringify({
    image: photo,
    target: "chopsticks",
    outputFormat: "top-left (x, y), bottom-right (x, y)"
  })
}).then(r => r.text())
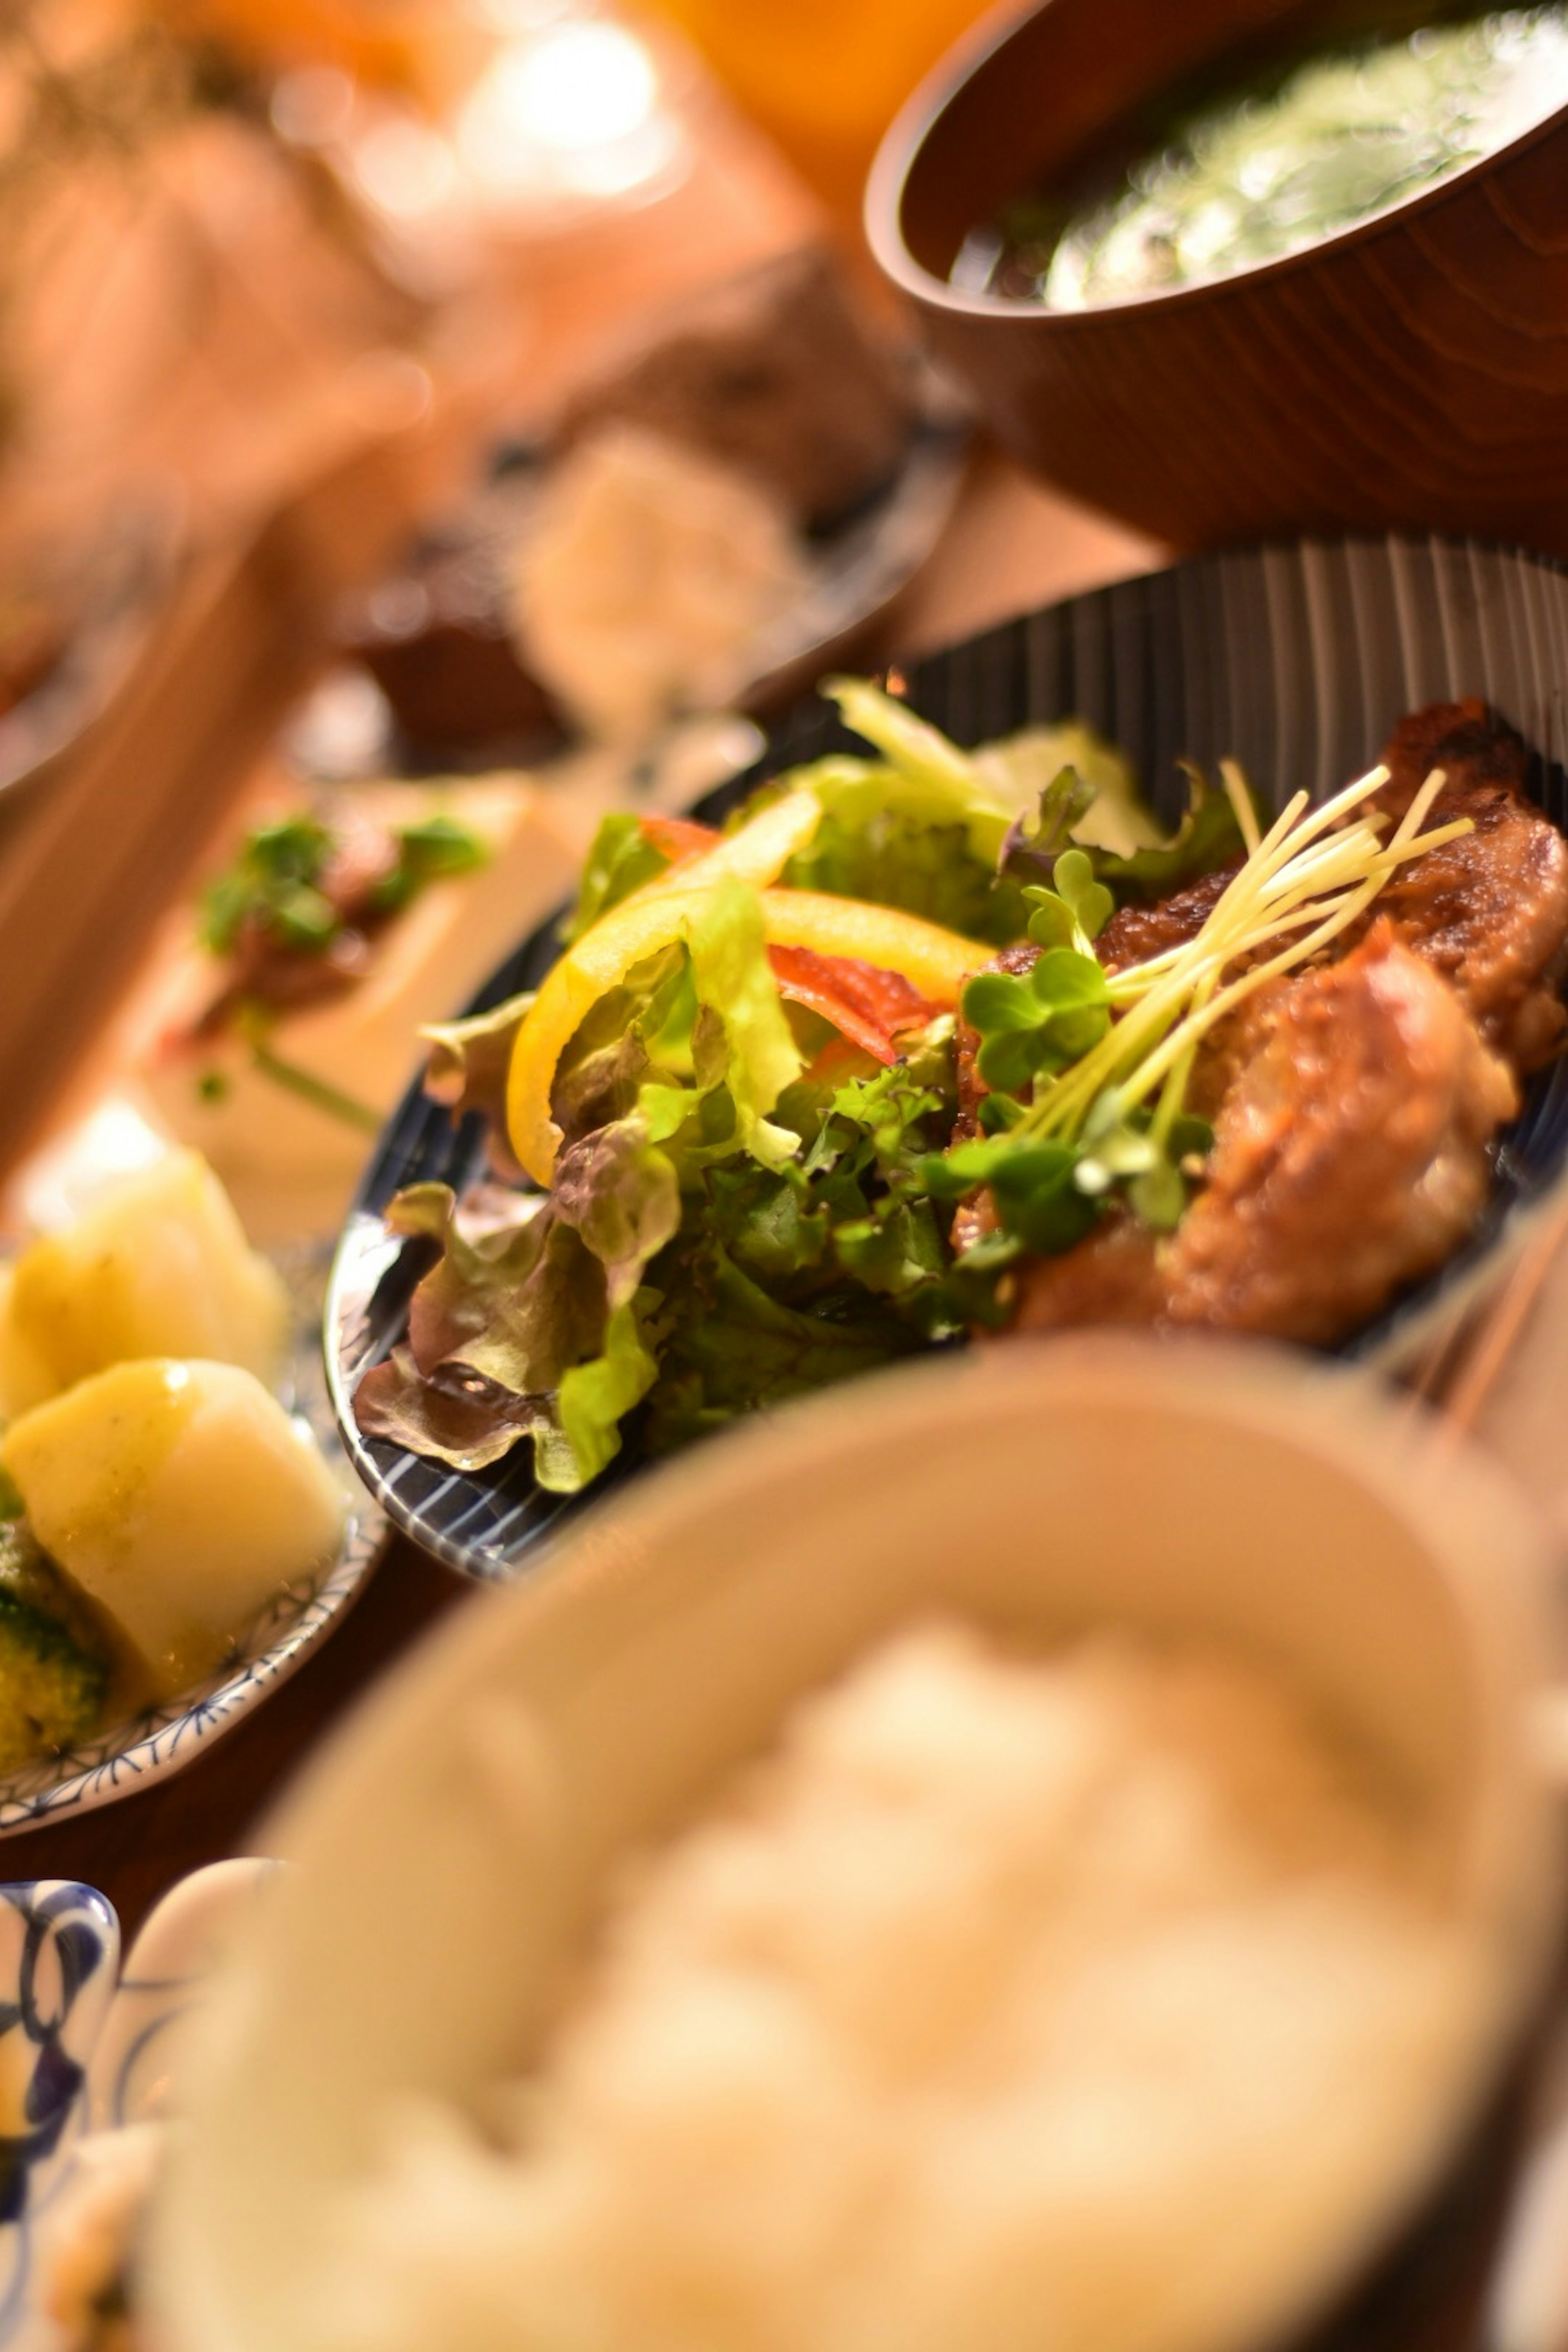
top-left (1407, 1189), bottom-right (1568, 1439)
top-left (0, 396), bottom-right (459, 1197)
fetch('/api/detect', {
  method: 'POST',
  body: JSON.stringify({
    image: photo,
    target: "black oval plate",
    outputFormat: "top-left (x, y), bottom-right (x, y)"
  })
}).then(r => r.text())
top-left (327, 534), bottom-right (1568, 1581)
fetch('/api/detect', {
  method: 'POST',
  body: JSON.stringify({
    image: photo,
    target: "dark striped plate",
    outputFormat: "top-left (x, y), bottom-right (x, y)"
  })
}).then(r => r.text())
top-left (326, 535), bottom-right (1568, 1581)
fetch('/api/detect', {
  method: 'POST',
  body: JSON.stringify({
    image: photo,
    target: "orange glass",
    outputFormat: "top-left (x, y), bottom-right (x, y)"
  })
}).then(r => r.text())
top-left (649, 0), bottom-right (993, 216)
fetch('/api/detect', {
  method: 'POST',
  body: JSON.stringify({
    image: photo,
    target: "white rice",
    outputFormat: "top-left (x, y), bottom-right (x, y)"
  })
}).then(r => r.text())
top-left (307, 1624), bottom-right (1483, 2352)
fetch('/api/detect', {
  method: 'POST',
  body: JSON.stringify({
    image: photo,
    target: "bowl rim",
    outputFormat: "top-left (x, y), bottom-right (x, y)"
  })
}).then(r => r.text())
top-left (864, 0), bottom-right (1568, 323)
top-left (148, 1332), bottom-right (1568, 2352)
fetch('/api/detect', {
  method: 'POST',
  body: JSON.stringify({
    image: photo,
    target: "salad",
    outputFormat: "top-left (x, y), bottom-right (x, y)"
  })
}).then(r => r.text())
top-left (353, 678), bottom-right (1470, 1492)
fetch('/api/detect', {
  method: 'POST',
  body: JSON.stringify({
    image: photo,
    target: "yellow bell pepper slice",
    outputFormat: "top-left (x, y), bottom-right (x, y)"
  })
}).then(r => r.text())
top-left (755, 891), bottom-right (988, 1000)
top-left (507, 883), bottom-right (989, 1186)
top-left (639, 789), bottom-right (822, 904)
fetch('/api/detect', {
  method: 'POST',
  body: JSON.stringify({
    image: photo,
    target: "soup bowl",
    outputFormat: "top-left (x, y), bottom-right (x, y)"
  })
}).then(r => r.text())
top-left (145, 1336), bottom-right (1568, 2352)
top-left (866, 0), bottom-right (1568, 552)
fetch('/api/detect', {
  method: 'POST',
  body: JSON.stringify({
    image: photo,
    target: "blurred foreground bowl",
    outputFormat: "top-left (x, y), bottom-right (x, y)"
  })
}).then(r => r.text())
top-left (147, 1338), bottom-right (1568, 2352)
top-left (865, 0), bottom-right (1568, 552)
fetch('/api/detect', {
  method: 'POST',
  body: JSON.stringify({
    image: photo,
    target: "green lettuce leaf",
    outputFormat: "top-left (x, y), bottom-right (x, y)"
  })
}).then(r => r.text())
top-left (782, 807), bottom-right (1025, 945)
top-left (643, 1245), bottom-right (922, 1455)
top-left (549, 949), bottom-right (695, 1148)
top-left (1089, 763), bottom-right (1250, 901)
top-left (826, 682), bottom-right (1143, 866)
top-left (758, 687), bottom-right (1156, 945)
top-left (682, 877), bottom-right (802, 1168)
top-left (560, 812), bottom-right (670, 944)
top-left (556, 1303), bottom-right (658, 1490)
top-left (974, 724), bottom-right (1153, 858)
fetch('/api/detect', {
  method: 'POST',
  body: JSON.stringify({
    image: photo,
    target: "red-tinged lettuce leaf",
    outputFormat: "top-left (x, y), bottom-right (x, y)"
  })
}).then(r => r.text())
top-left (354, 1345), bottom-right (576, 1479)
top-left (551, 1119), bottom-right (681, 1310)
top-left (550, 948), bottom-right (690, 1146)
top-left (362, 1118), bottom-right (683, 1489)
top-left (387, 1180), bottom-right (605, 1396)
top-left (419, 993), bottom-right (534, 1180)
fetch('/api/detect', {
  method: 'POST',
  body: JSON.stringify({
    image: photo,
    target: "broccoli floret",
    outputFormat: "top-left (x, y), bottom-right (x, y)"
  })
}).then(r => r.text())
top-left (0, 1521), bottom-right (111, 1768)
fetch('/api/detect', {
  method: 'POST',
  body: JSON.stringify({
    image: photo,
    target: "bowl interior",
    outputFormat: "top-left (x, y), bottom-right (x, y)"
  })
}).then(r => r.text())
top-left (878, 0), bottom-right (1554, 297)
top-left (150, 1339), bottom-right (1566, 2352)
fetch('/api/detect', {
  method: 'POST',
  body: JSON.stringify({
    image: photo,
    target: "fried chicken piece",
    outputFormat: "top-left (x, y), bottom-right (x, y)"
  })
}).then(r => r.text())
top-left (1094, 860), bottom-right (1240, 975)
top-left (1369, 700), bottom-right (1568, 1074)
top-left (1011, 927), bottom-right (1517, 1347)
top-left (951, 702), bottom-right (1565, 1330)
top-left (1071, 698), bottom-right (1568, 1076)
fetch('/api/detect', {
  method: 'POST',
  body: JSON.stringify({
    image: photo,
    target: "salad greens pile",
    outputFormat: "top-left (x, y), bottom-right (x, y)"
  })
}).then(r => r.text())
top-left (354, 680), bottom-right (1255, 1493)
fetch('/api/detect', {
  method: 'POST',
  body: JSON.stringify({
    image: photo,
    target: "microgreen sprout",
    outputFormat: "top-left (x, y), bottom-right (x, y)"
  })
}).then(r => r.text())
top-left (932, 760), bottom-right (1471, 1256)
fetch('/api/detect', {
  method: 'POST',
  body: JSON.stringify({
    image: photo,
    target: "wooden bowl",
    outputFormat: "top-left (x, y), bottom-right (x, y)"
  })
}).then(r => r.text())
top-left (864, 0), bottom-right (1568, 552)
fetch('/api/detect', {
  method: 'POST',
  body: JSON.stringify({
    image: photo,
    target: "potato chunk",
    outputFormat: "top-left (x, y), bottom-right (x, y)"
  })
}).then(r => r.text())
top-left (0, 1269), bottom-right (56, 1421)
top-left (5, 1151), bottom-right (289, 1399)
top-left (2, 1360), bottom-right (346, 1697)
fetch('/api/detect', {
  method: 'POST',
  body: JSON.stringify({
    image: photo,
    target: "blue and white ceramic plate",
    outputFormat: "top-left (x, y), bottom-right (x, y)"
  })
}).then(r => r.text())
top-left (327, 534), bottom-right (1568, 1584)
top-left (0, 1262), bottom-right (384, 1835)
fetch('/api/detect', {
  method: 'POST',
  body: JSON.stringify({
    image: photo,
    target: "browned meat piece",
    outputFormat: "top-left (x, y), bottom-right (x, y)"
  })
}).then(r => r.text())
top-left (1368, 700), bottom-right (1568, 1074)
top-left (951, 877), bottom-right (1253, 1240)
top-left (1009, 927), bottom-right (1517, 1348)
top-left (1003, 1209), bottom-right (1166, 1327)
top-left (1095, 859), bottom-right (1239, 974)
top-left (317, 811), bottom-right (403, 920)
top-left (951, 702), bottom-right (1567, 1328)
top-left (953, 864), bottom-right (1249, 1180)
top-left (1381, 698), bottom-right (1530, 802)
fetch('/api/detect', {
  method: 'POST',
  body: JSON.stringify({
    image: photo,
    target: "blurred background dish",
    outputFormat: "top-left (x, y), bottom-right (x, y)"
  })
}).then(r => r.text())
top-left (144, 1337), bottom-right (1568, 2352)
top-left (327, 532), bottom-right (1568, 1583)
top-left (866, 0), bottom-right (1568, 552)
top-left (334, 245), bottom-right (969, 769)
top-left (126, 770), bottom-right (594, 1247)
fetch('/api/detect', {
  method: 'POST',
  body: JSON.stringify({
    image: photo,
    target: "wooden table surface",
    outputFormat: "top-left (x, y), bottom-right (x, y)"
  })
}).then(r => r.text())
top-left (0, 448), bottom-right (1161, 1941)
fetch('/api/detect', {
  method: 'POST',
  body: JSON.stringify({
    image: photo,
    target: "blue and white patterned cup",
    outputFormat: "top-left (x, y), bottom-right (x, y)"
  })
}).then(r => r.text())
top-left (0, 1886), bottom-right (118, 2341)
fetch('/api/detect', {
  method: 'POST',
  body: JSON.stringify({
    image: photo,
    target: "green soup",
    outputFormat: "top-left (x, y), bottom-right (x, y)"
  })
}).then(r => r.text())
top-left (955, 7), bottom-right (1568, 307)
